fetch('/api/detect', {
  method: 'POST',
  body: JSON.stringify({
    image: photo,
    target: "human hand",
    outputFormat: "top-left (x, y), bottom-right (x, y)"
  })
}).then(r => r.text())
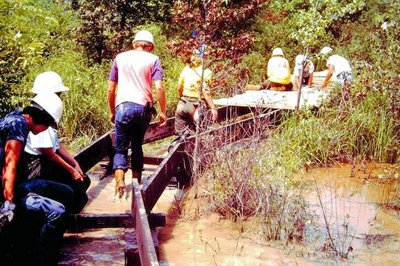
top-left (74, 164), bottom-right (84, 176)
top-left (211, 109), bottom-right (218, 121)
top-left (109, 113), bottom-right (115, 124)
top-left (0, 201), bottom-right (16, 227)
top-left (159, 113), bottom-right (167, 127)
top-left (72, 169), bottom-right (85, 182)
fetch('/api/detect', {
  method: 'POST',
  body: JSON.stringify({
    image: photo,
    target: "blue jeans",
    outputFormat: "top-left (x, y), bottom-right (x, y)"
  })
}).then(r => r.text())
top-left (19, 179), bottom-right (74, 214)
top-left (337, 72), bottom-right (353, 86)
top-left (18, 179), bottom-right (73, 264)
top-left (22, 192), bottom-right (67, 265)
top-left (113, 102), bottom-right (151, 172)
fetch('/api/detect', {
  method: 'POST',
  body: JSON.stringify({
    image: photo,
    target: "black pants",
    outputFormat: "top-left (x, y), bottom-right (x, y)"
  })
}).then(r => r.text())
top-left (24, 152), bottom-right (91, 214)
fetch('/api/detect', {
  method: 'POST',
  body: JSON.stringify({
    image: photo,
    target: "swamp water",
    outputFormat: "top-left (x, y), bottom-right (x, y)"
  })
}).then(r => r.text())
top-left (59, 162), bottom-right (400, 265)
top-left (156, 163), bottom-right (400, 265)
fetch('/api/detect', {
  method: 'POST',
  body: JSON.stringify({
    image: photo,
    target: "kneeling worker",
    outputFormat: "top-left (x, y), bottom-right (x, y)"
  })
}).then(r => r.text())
top-left (266, 47), bottom-right (293, 91)
top-left (320, 46), bottom-right (352, 88)
top-left (294, 54), bottom-right (314, 90)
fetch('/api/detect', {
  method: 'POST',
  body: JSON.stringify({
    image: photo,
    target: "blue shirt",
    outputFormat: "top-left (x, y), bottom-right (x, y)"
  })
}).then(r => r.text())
top-left (0, 110), bottom-right (30, 179)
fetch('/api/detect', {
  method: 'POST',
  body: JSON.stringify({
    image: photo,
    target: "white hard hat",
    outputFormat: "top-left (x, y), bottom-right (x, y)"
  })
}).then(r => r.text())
top-left (31, 93), bottom-right (63, 125)
top-left (295, 54), bottom-right (307, 64)
top-left (320, 46), bottom-right (333, 55)
top-left (133, 30), bottom-right (154, 45)
top-left (32, 71), bottom-right (69, 94)
top-left (272, 47), bottom-right (284, 56)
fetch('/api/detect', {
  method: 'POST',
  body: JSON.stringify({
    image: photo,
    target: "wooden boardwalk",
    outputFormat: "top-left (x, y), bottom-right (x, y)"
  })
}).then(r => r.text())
top-left (214, 72), bottom-right (329, 110)
top-left (59, 158), bottom-right (176, 265)
top-left (57, 104), bottom-right (285, 265)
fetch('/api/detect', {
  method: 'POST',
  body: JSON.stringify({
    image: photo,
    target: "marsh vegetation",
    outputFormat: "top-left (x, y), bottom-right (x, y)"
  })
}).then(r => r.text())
top-left (2, 0), bottom-right (400, 262)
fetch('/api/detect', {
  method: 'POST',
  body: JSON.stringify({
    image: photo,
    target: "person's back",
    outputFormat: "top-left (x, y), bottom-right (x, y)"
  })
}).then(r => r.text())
top-left (175, 49), bottom-right (217, 136)
top-left (326, 54), bottom-right (351, 77)
top-left (320, 47), bottom-right (352, 88)
top-left (266, 48), bottom-right (293, 91)
top-left (108, 29), bottom-right (167, 200)
top-left (114, 49), bottom-right (161, 106)
top-left (267, 56), bottom-right (291, 84)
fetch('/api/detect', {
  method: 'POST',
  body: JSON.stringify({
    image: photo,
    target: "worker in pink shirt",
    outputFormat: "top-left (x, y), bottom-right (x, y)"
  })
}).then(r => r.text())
top-left (107, 30), bottom-right (167, 200)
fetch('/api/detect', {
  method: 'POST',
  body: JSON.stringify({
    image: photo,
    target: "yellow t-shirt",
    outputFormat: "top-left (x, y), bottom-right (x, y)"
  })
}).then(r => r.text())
top-left (267, 56), bottom-right (291, 84)
top-left (179, 65), bottom-right (212, 98)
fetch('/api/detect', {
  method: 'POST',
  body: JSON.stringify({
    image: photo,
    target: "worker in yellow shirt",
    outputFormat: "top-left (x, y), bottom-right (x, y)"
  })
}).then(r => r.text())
top-left (266, 47), bottom-right (293, 91)
top-left (174, 49), bottom-right (218, 136)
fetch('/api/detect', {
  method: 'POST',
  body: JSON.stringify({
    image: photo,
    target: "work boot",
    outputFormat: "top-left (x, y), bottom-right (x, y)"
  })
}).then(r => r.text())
top-left (132, 170), bottom-right (142, 184)
top-left (113, 169), bottom-right (126, 201)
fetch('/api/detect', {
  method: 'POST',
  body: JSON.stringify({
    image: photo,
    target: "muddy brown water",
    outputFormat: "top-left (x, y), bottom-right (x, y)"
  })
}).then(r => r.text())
top-left (59, 162), bottom-right (400, 265)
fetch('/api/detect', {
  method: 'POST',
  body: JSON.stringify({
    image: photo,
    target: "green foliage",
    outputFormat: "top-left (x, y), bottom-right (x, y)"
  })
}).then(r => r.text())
top-left (0, 0), bottom-right (74, 117)
top-left (75, 0), bottom-right (173, 64)
top-left (289, 0), bottom-right (366, 49)
top-left (167, 0), bottom-right (265, 96)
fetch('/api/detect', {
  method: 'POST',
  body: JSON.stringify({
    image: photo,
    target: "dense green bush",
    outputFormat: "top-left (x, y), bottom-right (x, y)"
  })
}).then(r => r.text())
top-left (0, 0), bottom-right (75, 116)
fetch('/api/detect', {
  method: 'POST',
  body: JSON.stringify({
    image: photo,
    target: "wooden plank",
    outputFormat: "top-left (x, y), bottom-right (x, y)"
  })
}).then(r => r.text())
top-left (143, 117), bottom-right (175, 144)
top-left (66, 212), bottom-right (165, 231)
top-left (73, 130), bottom-right (115, 173)
top-left (131, 178), bottom-right (159, 266)
top-left (143, 156), bottom-right (165, 165)
top-left (67, 213), bottom-right (133, 231)
top-left (141, 138), bottom-right (186, 212)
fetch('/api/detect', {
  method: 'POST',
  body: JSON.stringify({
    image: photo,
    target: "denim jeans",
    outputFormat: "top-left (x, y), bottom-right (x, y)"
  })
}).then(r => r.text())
top-left (21, 192), bottom-right (66, 266)
top-left (337, 72), bottom-right (353, 86)
top-left (19, 179), bottom-right (74, 214)
top-left (113, 102), bottom-right (151, 172)
top-left (24, 152), bottom-right (91, 214)
top-left (18, 179), bottom-right (73, 264)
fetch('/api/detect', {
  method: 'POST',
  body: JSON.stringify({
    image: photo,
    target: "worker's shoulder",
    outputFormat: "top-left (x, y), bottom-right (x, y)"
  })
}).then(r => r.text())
top-left (116, 50), bottom-right (159, 63)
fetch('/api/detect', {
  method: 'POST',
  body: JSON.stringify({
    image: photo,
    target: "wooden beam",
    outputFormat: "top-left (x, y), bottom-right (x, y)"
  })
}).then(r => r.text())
top-left (143, 156), bottom-right (165, 165)
top-left (73, 130), bottom-right (115, 173)
top-left (66, 212), bottom-right (165, 231)
top-left (67, 213), bottom-right (133, 231)
top-left (141, 138), bottom-right (187, 212)
top-left (143, 117), bottom-right (175, 144)
top-left (131, 178), bottom-right (159, 266)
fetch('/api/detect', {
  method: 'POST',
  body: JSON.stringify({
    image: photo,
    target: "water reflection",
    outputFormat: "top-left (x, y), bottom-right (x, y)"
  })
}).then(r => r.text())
top-left (300, 163), bottom-right (400, 263)
top-left (158, 163), bottom-right (400, 265)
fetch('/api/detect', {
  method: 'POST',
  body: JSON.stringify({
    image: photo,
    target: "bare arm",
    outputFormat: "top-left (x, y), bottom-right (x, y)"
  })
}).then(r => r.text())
top-left (107, 80), bottom-right (117, 124)
top-left (323, 64), bottom-right (334, 88)
top-left (40, 147), bottom-right (84, 182)
top-left (57, 144), bottom-right (84, 176)
top-left (204, 90), bottom-right (218, 121)
top-left (308, 73), bottom-right (314, 87)
top-left (177, 76), bottom-right (184, 98)
top-left (155, 79), bottom-right (167, 127)
top-left (2, 140), bottom-right (22, 202)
